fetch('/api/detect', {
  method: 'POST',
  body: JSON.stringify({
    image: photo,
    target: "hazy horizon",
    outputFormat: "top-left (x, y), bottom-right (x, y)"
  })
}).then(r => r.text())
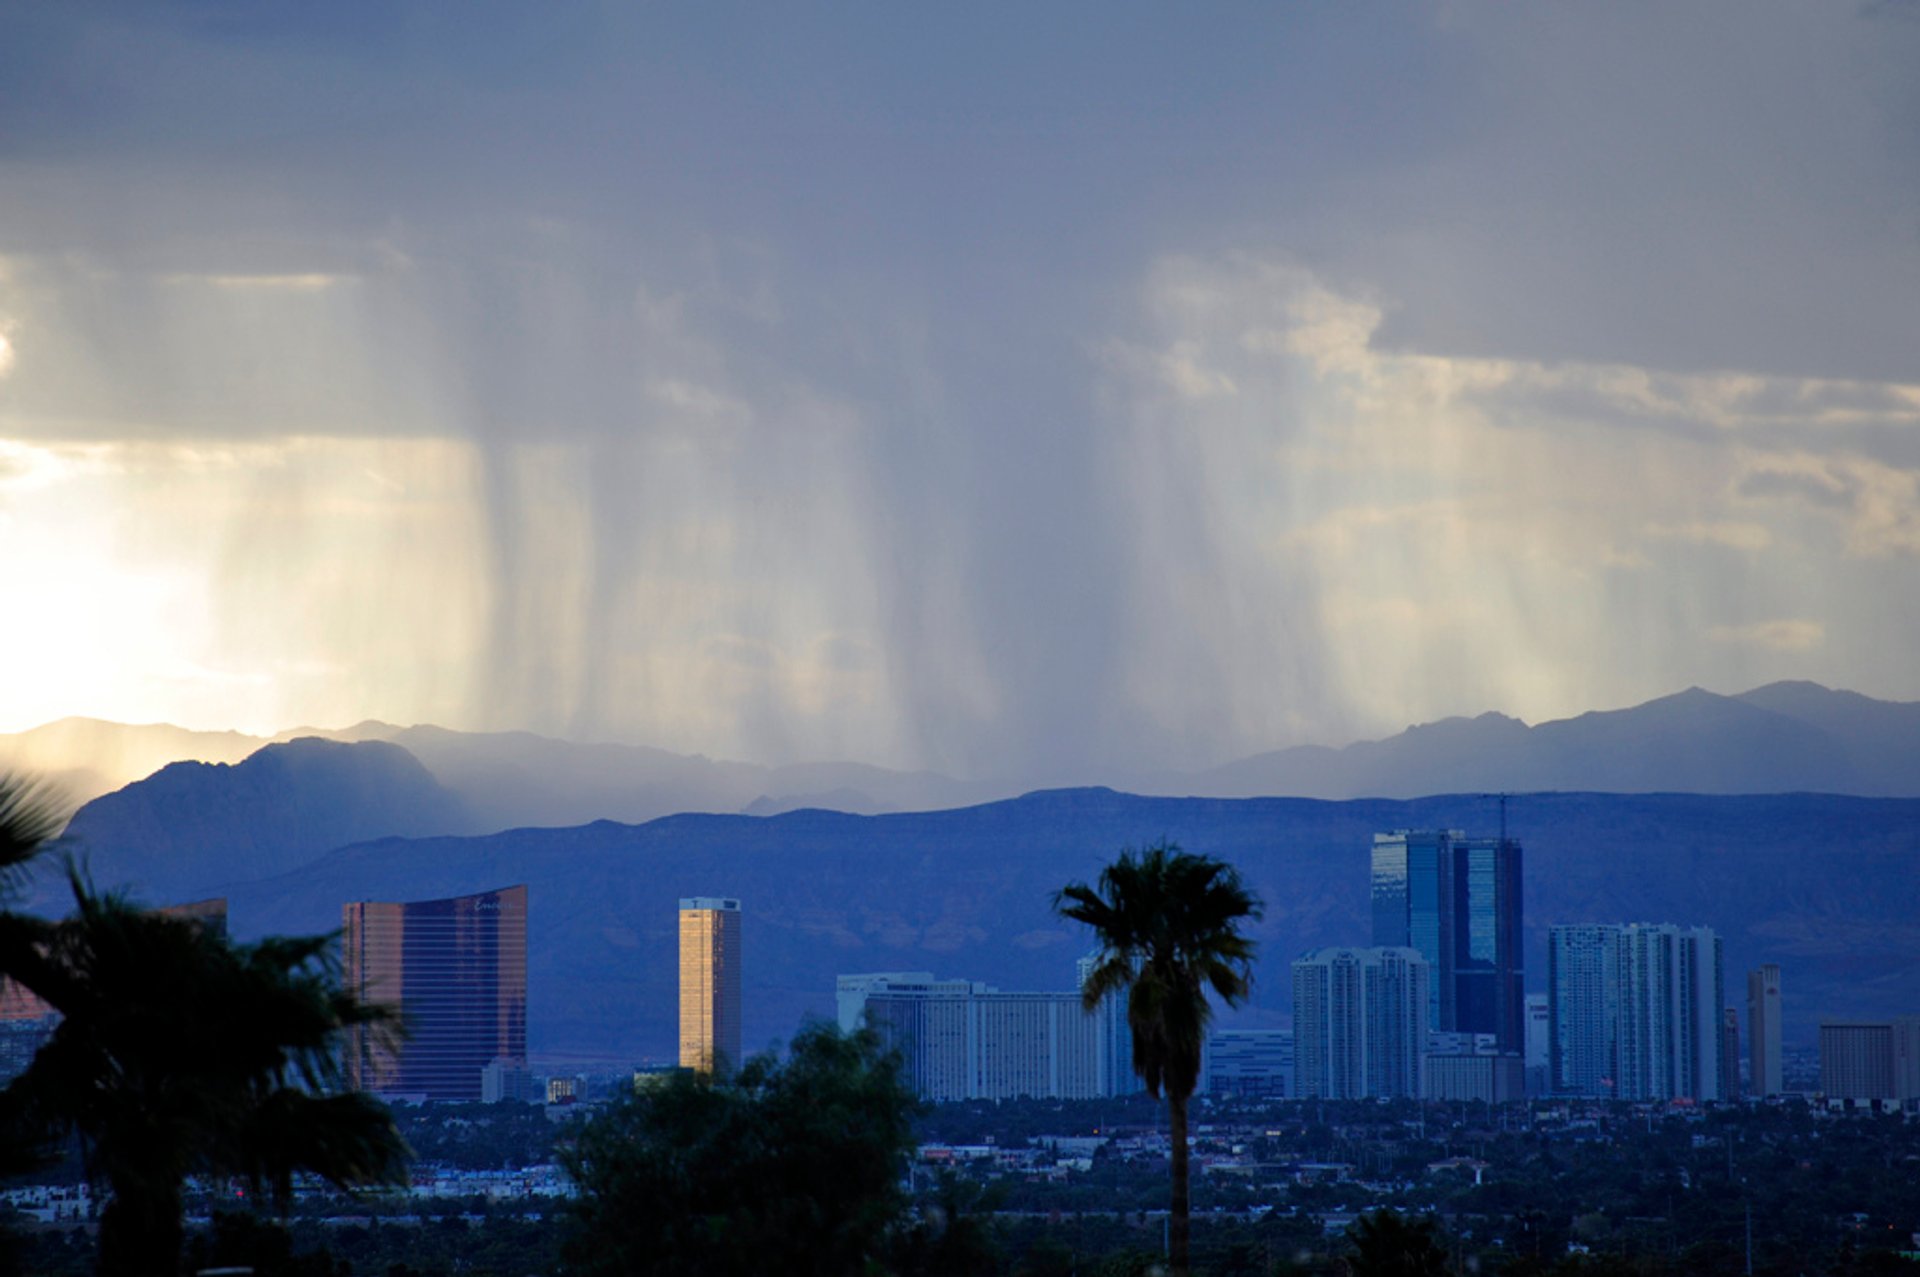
top-left (4, 4), bottom-right (1917, 783)
top-left (7, 676), bottom-right (1915, 789)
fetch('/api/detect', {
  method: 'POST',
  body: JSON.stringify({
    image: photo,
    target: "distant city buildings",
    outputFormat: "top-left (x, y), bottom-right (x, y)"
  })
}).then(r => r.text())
top-left (1547, 922), bottom-right (1725, 1101)
top-left (1721, 1007), bottom-right (1742, 1101)
top-left (678, 897), bottom-right (742, 1074)
top-left (1292, 946), bottom-right (1430, 1100)
top-left (1076, 953), bottom-right (1141, 1099)
top-left (1523, 993), bottom-right (1551, 1097)
top-left (1204, 1030), bottom-right (1294, 1099)
top-left (1547, 925), bottom-right (1618, 1096)
top-left (1749, 963), bottom-right (1783, 1098)
top-left (1371, 830), bottom-right (1524, 1052)
top-left (1818, 1018), bottom-right (1920, 1103)
top-left (343, 884), bottom-right (529, 1102)
top-left (1425, 1050), bottom-right (1526, 1104)
top-left (481, 1057), bottom-right (534, 1104)
top-left (837, 968), bottom-right (1131, 1101)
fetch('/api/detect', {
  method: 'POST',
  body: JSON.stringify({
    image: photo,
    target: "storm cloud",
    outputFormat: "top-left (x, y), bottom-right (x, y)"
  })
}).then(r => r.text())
top-left (2, 3), bottom-right (1916, 778)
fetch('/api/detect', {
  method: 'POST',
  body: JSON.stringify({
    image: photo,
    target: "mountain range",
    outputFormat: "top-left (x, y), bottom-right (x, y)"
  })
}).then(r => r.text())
top-left (58, 788), bottom-right (1920, 1064)
top-left (18, 681), bottom-right (1920, 1065)
top-left (8, 682), bottom-right (1919, 836)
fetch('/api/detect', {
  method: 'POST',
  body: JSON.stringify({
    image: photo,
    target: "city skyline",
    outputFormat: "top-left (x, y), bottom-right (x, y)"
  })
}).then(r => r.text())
top-left (0, 8), bottom-right (1913, 1269)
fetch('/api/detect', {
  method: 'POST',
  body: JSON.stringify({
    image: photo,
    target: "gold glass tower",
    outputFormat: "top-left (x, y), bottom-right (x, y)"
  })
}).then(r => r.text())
top-left (678, 897), bottom-right (742, 1073)
top-left (343, 884), bottom-right (528, 1101)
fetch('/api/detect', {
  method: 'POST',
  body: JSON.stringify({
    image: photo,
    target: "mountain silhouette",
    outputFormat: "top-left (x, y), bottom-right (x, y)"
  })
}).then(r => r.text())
top-left (1173, 682), bottom-right (1920, 798)
top-left (51, 737), bottom-right (476, 910)
top-left (202, 787), bottom-right (1920, 1065)
top-left (8, 683), bottom-right (1917, 861)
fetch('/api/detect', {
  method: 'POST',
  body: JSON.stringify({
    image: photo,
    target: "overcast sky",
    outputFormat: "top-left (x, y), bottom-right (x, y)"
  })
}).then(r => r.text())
top-left (2, 2), bottom-right (1916, 779)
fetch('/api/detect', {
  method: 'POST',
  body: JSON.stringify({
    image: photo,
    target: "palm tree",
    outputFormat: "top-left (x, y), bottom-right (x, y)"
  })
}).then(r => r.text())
top-left (0, 774), bottom-right (65, 1187)
top-left (0, 776), bottom-right (409, 1275)
top-left (0, 774), bottom-right (62, 990)
top-left (1054, 839), bottom-right (1262, 1277)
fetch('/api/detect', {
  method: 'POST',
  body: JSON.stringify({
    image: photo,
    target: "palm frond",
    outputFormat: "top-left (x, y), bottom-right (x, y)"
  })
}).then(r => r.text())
top-left (1053, 838), bottom-right (1262, 1101)
top-left (0, 774), bottom-right (67, 900)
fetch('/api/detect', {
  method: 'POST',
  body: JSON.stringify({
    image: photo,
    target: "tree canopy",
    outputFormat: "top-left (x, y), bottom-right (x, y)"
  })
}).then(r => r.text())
top-left (563, 1021), bottom-right (920, 1277)
top-left (0, 847), bottom-right (407, 1275)
top-left (1056, 840), bottom-right (1262, 1102)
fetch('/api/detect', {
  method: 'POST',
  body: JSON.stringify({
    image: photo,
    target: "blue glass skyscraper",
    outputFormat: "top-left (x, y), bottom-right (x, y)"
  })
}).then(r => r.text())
top-left (1371, 829), bottom-right (1524, 1052)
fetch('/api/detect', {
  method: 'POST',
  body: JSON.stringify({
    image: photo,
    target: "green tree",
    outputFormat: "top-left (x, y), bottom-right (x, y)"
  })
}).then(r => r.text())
top-left (563, 1021), bottom-right (919, 1277)
top-left (1342, 1210), bottom-right (1450, 1276)
top-left (1054, 840), bottom-right (1262, 1277)
top-left (1, 867), bottom-right (408, 1276)
top-left (891, 1171), bottom-right (1004, 1277)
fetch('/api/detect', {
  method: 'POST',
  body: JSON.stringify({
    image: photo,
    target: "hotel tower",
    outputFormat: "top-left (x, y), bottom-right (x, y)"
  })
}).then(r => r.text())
top-left (679, 897), bottom-right (742, 1073)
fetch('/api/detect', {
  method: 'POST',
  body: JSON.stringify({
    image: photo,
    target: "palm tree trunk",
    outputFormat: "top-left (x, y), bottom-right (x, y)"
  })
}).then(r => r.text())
top-left (1168, 1088), bottom-right (1190, 1277)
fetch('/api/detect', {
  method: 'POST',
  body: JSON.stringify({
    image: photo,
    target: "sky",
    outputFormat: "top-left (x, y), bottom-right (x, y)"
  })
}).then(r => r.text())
top-left (1, 2), bottom-right (1917, 781)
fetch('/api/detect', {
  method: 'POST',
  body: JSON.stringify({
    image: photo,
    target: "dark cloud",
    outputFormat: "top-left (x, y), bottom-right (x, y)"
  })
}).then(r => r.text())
top-left (3, 3), bottom-right (1917, 771)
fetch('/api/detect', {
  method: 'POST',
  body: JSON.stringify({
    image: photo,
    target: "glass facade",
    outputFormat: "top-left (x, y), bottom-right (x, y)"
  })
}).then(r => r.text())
top-left (343, 884), bottom-right (528, 1101)
top-left (1549, 921), bottom-right (1723, 1101)
top-left (1292, 946), bottom-right (1430, 1100)
top-left (1372, 830), bottom-right (1523, 1051)
top-left (678, 897), bottom-right (742, 1073)
top-left (1548, 924), bottom-right (1619, 1096)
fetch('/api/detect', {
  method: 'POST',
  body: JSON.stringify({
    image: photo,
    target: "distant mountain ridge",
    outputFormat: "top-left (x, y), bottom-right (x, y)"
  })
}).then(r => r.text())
top-left (1177, 682), bottom-right (1920, 798)
top-left (45, 737), bottom-right (475, 913)
top-left (7, 683), bottom-right (1918, 843)
top-left (36, 741), bottom-right (1920, 1064)
top-left (196, 788), bottom-right (1920, 1063)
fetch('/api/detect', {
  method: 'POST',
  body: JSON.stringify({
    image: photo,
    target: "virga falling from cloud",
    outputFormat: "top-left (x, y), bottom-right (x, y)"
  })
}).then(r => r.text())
top-left (1, 3), bottom-right (1917, 778)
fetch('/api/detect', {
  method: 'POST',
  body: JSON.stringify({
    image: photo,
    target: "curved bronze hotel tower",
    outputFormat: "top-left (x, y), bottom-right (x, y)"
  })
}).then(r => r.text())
top-left (343, 884), bottom-right (528, 1101)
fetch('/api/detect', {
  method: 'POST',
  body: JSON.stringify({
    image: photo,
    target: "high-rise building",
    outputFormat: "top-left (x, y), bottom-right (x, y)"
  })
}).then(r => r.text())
top-left (1076, 953), bottom-right (1141, 1097)
top-left (1819, 1018), bottom-right (1920, 1103)
top-left (343, 884), bottom-right (528, 1102)
top-left (1748, 964), bottom-right (1783, 1098)
top-left (1547, 922), bottom-right (1724, 1101)
top-left (1548, 925), bottom-right (1619, 1096)
top-left (1721, 1008), bottom-right (1742, 1101)
top-left (1204, 1030), bottom-right (1295, 1099)
top-left (1615, 923), bottom-right (1724, 1102)
top-left (838, 970), bottom-right (1126, 1101)
top-left (1524, 993), bottom-right (1551, 1097)
top-left (678, 897), bottom-right (742, 1074)
top-left (1371, 830), bottom-right (1523, 1051)
top-left (1292, 946), bottom-right (1430, 1100)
